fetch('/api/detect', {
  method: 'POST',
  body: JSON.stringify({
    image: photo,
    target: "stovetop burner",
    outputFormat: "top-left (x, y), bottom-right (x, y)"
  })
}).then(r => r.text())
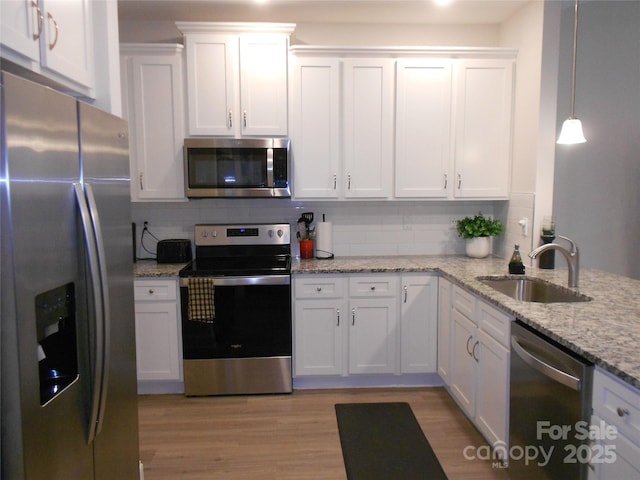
top-left (179, 223), bottom-right (291, 277)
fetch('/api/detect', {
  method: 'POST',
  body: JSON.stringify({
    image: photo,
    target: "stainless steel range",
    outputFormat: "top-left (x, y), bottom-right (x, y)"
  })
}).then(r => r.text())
top-left (179, 224), bottom-right (292, 396)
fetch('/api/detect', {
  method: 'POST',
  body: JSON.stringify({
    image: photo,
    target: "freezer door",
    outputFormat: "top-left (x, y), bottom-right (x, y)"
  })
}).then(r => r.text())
top-left (1, 72), bottom-right (94, 479)
top-left (78, 102), bottom-right (140, 480)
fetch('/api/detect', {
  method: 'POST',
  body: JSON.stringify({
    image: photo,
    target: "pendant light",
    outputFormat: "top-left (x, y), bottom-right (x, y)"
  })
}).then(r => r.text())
top-left (557, 0), bottom-right (586, 144)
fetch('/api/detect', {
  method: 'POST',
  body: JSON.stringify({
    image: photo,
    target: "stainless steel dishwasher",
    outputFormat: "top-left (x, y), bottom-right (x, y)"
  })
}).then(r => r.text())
top-left (509, 320), bottom-right (593, 479)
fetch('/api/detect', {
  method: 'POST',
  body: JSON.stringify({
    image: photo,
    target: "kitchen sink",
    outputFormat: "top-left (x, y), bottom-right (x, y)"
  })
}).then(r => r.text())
top-left (477, 276), bottom-right (592, 303)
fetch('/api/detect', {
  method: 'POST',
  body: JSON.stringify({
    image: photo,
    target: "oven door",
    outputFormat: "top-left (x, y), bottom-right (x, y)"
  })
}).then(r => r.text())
top-left (179, 275), bottom-right (291, 361)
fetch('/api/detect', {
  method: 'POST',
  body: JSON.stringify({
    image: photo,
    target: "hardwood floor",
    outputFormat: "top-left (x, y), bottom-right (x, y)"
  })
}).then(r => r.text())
top-left (138, 387), bottom-right (510, 480)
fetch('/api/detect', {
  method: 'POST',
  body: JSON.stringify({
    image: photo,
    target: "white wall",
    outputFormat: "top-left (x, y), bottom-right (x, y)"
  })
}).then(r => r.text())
top-left (552, 0), bottom-right (640, 279)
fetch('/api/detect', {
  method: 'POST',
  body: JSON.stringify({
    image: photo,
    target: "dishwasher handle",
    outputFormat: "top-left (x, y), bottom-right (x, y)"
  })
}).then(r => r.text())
top-left (511, 334), bottom-right (582, 391)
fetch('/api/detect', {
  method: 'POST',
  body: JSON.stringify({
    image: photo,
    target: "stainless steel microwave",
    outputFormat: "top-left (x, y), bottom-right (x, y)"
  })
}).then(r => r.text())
top-left (184, 138), bottom-right (290, 198)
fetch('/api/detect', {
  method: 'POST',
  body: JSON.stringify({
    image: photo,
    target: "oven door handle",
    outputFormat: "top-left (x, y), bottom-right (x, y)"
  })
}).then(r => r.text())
top-left (511, 334), bottom-right (582, 391)
top-left (180, 275), bottom-right (290, 287)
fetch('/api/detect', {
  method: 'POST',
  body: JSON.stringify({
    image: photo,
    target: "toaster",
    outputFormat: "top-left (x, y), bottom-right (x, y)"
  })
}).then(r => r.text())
top-left (156, 239), bottom-right (192, 264)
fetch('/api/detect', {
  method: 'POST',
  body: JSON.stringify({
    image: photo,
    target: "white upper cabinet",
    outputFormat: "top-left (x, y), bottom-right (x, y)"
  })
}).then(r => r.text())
top-left (453, 58), bottom-right (514, 198)
top-left (395, 58), bottom-right (453, 198)
top-left (120, 44), bottom-right (185, 201)
top-left (289, 56), bottom-right (341, 199)
top-left (290, 50), bottom-right (394, 200)
top-left (343, 58), bottom-right (394, 199)
top-left (178, 23), bottom-right (294, 137)
top-left (1, 0), bottom-right (94, 92)
top-left (290, 47), bottom-right (515, 201)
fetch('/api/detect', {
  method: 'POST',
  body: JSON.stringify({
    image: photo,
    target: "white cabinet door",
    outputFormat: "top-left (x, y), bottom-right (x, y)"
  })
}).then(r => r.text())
top-left (437, 277), bottom-right (452, 383)
top-left (1, 0), bottom-right (93, 90)
top-left (590, 415), bottom-right (640, 480)
top-left (453, 58), bottom-right (513, 198)
top-left (40, 0), bottom-right (93, 88)
top-left (475, 328), bottom-right (509, 451)
top-left (450, 308), bottom-right (476, 417)
top-left (395, 59), bottom-right (452, 198)
top-left (294, 299), bottom-right (346, 376)
top-left (135, 302), bottom-right (181, 381)
top-left (121, 45), bottom-right (185, 201)
top-left (1, 0), bottom-right (40, 61)
top-left (349, 297), bottom-right (398, 374)
top-left (183, 34), bottom-right (237, 136)
top-left (183, 30), bottom-right (289, 137)
top-left (290, 57), bottom-right (341, 199)
top-left (400, 274), bottom-right (437, 374)
top-left (239, 34), bottom-right (288, 136)
top-left (343, 58), bottom-right (394, 199)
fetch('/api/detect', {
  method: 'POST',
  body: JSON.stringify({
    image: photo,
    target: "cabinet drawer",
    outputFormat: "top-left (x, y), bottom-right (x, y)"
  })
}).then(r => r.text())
top-left (592, 368), bottom-right (640, 446)
top-left (477, 300), bottom-right (512, 347)
top-left (349, 275), bottom-right (398, 297)
top-left (452, 285), bottom-right (475, 321)
top-left (294, 275), bottom-right (346, 299)
top-left (134, 279), bottom-right (178, 301)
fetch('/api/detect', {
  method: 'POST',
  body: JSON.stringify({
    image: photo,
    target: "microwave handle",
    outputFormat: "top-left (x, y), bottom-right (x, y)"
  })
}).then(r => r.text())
top-left (267, 147), bottom-right (274, 187)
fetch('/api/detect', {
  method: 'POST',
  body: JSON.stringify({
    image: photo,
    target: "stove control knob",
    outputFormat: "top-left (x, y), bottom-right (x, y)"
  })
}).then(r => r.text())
top-left (277, 229), bottom-right (284, 238)
top-left (201, 231), bottom-right (208, 238)
top-left (267, 229), bottom-right (274, 238)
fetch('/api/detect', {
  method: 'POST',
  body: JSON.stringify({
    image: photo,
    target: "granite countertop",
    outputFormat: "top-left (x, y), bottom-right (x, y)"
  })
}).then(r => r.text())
top-left (293, 255), bottom-right (640, 391)
top-left (133, 260), bottom-right (188, 277)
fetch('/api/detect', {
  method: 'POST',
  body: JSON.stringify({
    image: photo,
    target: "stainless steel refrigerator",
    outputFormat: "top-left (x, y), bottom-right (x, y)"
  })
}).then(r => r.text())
top-left (1, 71), bottom-right (140, 479)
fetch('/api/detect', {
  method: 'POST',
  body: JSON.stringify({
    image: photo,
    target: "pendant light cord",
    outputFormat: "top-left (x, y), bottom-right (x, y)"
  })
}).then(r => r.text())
top-left (569, 0), bottom-right (579, 119)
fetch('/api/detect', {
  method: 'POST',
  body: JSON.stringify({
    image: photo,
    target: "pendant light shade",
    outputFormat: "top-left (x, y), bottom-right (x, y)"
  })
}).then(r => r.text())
top-left (557, 0), bottom-right (586, 144)
top-left (557, 118), bottom-right (586, 144)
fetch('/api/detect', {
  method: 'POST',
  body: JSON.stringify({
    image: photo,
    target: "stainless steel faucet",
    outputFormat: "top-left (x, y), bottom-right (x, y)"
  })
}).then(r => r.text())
top-left (528, 235), bottom-right (580, 288)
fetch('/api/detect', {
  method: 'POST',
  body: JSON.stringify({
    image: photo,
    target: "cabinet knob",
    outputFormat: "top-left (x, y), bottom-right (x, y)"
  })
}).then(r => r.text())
top-left (316, 287), bottom-right (322, 292)
top-left (617, 407), bottom-right (630, 417)
top-left (370, 286), bottom-right (375, 291)
top-left (148, 289), bottom-right (154, 295)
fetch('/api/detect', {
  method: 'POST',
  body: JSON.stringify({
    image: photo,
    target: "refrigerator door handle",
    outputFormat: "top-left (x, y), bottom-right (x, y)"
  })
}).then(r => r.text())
top-left (74, 182), bottom-right (106, 444)
top-left (84, 182), bottom-right (111, 437)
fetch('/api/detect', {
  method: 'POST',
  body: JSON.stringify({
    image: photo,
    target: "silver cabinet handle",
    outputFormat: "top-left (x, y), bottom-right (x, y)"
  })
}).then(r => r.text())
top-left (47, 12), bottom-right (59, 50)
top-left (148, 289), bottom-right (154, 295)
top-left (243, 110), bottom-right (247, 128)
top-left (316, 287), bottom-right (322, 292)
top-left (472, 341), bottom-right (479, 362)
top-left (336, 308), bottom-right (340, 326)
top-left (443, 174), bottom-right (448, 189)
top-left (351, 308), bottom-right (355, 326)
top-left (457, 173), bottom-right (462, 189)
top-left (348, 173), bottom-right (352, 190)
top-left (31, 0), bottom-right (43, 40)
top-left (617, 407), bottom-right (630, 417)
top-left (370, 286), bottom-right (375, 291)
top-left (403, 285), bottom-right (408, 303)
top-left (228, 110), bottom-right (233, 128)
top-left (333, 173), bottom-right (337, 190)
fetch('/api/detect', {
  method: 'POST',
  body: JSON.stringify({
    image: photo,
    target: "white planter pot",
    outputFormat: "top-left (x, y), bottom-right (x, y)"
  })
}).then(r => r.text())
top-left (465, 237), bottom-right (491, 258)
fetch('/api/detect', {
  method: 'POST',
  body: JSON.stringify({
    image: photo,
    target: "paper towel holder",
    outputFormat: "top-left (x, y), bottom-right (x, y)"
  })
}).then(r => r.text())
top-left (315, 214), bottom-right (335, 259)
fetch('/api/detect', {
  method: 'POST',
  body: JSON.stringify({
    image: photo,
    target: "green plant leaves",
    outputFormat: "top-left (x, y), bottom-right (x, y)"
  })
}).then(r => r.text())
top-left (456, 212), bottom-right (503, 239)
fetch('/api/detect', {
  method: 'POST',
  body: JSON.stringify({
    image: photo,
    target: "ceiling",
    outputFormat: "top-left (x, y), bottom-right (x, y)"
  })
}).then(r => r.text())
top-left (117, 0), bottom-right (531, 25)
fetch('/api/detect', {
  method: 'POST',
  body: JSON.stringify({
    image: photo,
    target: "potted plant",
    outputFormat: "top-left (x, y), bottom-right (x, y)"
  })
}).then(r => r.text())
top-left (456, 213), bottom-right (503, 258)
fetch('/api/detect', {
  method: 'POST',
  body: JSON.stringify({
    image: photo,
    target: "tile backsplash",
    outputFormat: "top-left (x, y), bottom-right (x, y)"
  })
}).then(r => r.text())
top-left (132, 197), bottom-right (531, 260)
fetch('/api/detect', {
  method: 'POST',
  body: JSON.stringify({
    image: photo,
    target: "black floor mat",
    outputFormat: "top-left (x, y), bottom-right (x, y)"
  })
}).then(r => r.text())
top-left (335, 402), bottom-right (448, 480)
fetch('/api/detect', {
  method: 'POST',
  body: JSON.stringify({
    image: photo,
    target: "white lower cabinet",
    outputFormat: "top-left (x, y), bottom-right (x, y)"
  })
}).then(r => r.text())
top-left (437, 277), bottom-right (452, 383)
top-left (445, 284), bottom-right (512, 456)
top-left (589, 368), bottom-right (640, 479)
top-left (133, 279), bottom-right (182, 386)
top-left (293, 273), bottom-right (437, 381)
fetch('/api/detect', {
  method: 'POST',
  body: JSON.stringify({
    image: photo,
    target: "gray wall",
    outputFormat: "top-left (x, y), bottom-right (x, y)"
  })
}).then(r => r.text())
top-left (553, 0), bottom-right (640, 279)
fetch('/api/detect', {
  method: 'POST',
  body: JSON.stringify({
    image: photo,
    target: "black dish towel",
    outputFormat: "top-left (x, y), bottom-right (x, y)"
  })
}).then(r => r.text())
top-left (335, 402), bottom-right (448, 480)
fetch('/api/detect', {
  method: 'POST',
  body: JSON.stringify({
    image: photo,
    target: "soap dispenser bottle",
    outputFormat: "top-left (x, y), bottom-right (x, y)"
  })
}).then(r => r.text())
top-left (508, 244), bottom-right (526, 274)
